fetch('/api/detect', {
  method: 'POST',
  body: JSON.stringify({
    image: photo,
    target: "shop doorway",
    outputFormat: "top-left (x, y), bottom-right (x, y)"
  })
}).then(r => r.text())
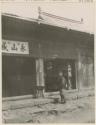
top-left (2, 55), bottom-right (36, 97)
top-left (44, 59), bottom-right (76, 92)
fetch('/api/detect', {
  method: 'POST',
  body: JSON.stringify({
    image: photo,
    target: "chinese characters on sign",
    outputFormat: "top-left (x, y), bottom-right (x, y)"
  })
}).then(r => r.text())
top-left (2, 40), bottom-right (29, 54)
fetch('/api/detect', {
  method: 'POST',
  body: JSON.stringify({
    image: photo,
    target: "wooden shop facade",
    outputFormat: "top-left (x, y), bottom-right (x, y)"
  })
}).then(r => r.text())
top-left (2, 14), bottom-right (94, 98)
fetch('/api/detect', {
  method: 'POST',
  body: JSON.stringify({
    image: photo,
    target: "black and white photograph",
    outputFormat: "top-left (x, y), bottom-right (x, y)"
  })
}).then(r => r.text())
top-left (1, 1), bottom-right (95, 123)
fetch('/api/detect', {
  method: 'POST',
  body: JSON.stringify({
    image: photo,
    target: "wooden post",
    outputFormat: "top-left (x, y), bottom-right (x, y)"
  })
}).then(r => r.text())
top-left (75, 60), bottom-right (78, 90)
top-left (77, 51), bottom-right (83, 90)
top-left (36, 58), bottom-right (45, 98)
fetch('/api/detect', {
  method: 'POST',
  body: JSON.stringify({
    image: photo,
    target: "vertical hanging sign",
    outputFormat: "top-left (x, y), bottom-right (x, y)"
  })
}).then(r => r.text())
top-left (2, 40), bottom-right (29, 54)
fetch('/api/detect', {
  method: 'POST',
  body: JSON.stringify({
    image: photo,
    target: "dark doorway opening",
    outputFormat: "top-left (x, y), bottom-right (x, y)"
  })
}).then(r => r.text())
top-left (44, 59), bottom-right (76, 92)
top-left (2, 55), bottom-right (36, 97)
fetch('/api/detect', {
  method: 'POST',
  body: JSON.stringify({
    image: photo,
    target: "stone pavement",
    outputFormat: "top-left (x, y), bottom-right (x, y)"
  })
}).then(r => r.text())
top-left (3, 96), bottom-right (95, 123)
top-left (2, 98), bottom-right (53, 111)
top-left (3, 88), bottom-right (94, 111)
top-left (2, 89), bottom-right (95, 123)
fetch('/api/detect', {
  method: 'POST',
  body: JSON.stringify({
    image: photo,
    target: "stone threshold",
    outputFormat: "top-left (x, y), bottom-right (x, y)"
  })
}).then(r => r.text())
top-left (2, 88), bottom-right (94, 102)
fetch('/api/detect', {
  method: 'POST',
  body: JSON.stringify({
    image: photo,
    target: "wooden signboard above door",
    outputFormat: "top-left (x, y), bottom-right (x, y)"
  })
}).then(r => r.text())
top-left (2, 40), bottom-right (29, 54)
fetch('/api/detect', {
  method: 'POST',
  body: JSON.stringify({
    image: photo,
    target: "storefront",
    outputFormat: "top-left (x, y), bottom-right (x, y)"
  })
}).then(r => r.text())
top-left (44, 59), bottom-right (76, 92)
top-left (2, 14), bottom-right (94, 98)
top-left (2, 39), bottom-right (37, 97)
top-left (2, 55), bottom-right (36, 97)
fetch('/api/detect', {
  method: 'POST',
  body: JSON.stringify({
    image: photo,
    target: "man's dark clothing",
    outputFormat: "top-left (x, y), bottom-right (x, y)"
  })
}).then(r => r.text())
top-left (58, 76), bottom-right (67, 103)
top-left (58, 76), bottom-right (67, 90)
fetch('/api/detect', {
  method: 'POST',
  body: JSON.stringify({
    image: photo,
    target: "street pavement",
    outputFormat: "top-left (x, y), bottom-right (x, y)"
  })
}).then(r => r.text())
top-left (2, 96), bottom-right (95, 123)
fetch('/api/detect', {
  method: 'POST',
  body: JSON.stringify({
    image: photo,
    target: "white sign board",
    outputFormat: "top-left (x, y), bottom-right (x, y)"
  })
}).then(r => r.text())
top-left (2, 40), bottom-right (29, 54)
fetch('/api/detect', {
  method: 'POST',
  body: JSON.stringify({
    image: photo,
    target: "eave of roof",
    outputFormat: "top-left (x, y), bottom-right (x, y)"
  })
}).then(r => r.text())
top-left (2, 13), bottom-right (94, 35)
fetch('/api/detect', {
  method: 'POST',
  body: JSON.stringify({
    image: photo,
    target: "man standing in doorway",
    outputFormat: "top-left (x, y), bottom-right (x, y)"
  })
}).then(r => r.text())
top-left (58, 71), bottom-right (67, 103)
top-left (68, 64), bottom-right (72, 89)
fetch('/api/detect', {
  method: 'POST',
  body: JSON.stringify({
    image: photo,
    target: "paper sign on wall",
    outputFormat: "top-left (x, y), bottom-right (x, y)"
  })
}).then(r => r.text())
top-left (2, 40), bottom-right (29, 54)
